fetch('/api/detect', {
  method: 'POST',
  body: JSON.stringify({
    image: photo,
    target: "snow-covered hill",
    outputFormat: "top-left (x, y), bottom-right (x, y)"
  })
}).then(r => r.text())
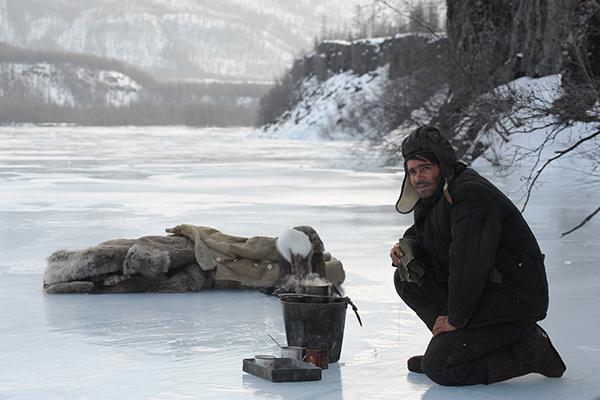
top-left (255, 64), bottom-right (389, 140)
top-left (0, 62), bottom-right (141, 107)
top-left (0, 0), bottom-right (368, 81)
top-left (253, 41), bottom-right (599, 183)
top-left (0, 44), bottom-right (267, 125)
top-left (254, 34), bottom-right (446, 142)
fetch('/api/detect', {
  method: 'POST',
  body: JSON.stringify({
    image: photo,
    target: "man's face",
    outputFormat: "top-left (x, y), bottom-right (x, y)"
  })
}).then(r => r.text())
top-left (406, 158), bottom-right (441, 199)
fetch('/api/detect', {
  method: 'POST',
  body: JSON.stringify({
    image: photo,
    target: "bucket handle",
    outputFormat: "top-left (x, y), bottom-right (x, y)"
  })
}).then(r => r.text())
top-left (330, 285), bottom-right (363, 327)
top-left (344, 297), bottom-right (363, 327)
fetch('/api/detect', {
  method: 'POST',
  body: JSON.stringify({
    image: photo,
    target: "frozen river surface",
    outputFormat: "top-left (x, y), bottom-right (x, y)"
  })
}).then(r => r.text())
top-left (0, 126), bottom-right (599, 400)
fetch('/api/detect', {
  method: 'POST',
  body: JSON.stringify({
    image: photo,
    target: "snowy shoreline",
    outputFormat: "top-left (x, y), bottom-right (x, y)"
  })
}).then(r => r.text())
top-left (0, 126), bottom-right (598, 399)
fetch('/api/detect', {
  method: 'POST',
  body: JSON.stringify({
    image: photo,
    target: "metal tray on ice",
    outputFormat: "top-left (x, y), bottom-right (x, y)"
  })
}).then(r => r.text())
top-left (242, 358), bottom-right (321, 382)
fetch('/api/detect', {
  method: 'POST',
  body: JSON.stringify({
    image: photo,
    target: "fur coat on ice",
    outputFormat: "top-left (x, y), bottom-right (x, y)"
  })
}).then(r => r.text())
top-left (43, 224), bottom-right (345, 294)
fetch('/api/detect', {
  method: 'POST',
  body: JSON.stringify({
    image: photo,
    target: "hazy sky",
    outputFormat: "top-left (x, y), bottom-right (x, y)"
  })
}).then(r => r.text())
top-left (0, 0), bottom-right (446, 80)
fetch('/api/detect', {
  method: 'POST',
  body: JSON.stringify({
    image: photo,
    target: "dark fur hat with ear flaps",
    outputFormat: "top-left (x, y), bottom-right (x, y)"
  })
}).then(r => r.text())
top-left (395, 125), bottom-right (459, 214)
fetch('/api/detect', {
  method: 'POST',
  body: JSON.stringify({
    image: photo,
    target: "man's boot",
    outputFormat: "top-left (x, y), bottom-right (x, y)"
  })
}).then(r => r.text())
top-left (486, 324), bottom-right (566, 384)
top-left (407, 355), bottom-right (424, 373)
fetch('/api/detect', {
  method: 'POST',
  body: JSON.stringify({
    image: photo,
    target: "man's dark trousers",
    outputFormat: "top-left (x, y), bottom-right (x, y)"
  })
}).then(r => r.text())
top-left (394, 269), bottom-right (534, 385)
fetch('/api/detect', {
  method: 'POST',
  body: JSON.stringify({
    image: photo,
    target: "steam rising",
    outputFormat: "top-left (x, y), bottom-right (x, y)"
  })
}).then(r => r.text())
top-left (278, 272), bottom-right (330, 294)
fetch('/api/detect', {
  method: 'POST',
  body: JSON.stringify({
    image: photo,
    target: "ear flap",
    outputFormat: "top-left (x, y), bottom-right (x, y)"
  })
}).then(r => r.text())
top-left (442, 181), bottom-right (453, 204)
top-left (395, 174), bottom-right (419, 214)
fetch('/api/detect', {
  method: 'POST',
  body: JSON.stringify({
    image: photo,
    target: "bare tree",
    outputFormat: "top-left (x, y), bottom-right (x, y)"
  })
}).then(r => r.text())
top-left (409, 1), bottom-right (427, 33)
top-left (493, 1), bottom-right (599, 235)
top-left (370, 0), bottom-right (600, 235)
top-left (426, 1), bottom-right (441, 32)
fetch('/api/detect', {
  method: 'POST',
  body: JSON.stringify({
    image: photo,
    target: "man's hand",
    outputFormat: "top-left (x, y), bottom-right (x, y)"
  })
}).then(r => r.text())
top-left (390, 243), bottom-right (404, 267)
top-left (432, 315), bottom-right (457, 336)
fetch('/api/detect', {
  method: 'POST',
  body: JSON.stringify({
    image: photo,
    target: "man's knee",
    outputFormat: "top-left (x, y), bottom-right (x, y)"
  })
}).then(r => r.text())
top-left (421, 342), bottom-right (452, 385)
top-left (422, 336), bottom-right (488, 386)
top-left (393, 268), bottom-right (403, 296)
top-left (423, 348), bottom-right (475, 386)
top-left (394, 268), bottom-right (418, 300)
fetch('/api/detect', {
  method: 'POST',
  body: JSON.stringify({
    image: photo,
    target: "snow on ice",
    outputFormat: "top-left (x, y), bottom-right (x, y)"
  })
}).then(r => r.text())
top-left (0, 72), bottom-right (599, 399)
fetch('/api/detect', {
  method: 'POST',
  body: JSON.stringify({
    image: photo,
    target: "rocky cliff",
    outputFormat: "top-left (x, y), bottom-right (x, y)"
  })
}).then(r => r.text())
top-left (290, 33), bottom-right (446, 82)
top-left (257, 33), bottom-right (449, 138)
top-left (259, 0), bottom-right (598, 162)
top-left (447, 0), bottom-right (569, 87)
top-left (281, 1), bottom-right (574, 95)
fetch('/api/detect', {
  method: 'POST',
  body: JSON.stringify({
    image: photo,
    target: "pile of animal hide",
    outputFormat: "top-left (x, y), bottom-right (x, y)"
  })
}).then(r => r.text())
top-left (43, 224), bottom-right (345, 294)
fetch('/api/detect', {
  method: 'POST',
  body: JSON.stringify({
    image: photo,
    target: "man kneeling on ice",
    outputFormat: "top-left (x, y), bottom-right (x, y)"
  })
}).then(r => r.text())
top-left (389, 125), bottom-right (566, 385)
top-left (44, 225), bottom-right (344, 294)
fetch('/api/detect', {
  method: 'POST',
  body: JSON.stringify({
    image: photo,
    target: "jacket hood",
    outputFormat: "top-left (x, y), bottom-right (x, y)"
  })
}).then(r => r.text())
top-left (395, 126), bottom-right (459, 214)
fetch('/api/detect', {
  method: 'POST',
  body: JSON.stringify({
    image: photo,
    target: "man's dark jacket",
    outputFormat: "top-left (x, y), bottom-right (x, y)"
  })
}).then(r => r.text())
top-left (397, 126), bottom-right (549, 329)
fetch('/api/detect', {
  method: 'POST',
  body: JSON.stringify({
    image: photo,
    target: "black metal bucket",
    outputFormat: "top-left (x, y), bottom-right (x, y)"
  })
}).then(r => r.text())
top-left (279, 294), bottom-right (348, 363)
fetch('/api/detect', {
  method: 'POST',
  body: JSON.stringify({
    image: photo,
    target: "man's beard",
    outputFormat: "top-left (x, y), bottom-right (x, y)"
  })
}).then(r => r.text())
top-left (414, 180), bottom-right (438, 198)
